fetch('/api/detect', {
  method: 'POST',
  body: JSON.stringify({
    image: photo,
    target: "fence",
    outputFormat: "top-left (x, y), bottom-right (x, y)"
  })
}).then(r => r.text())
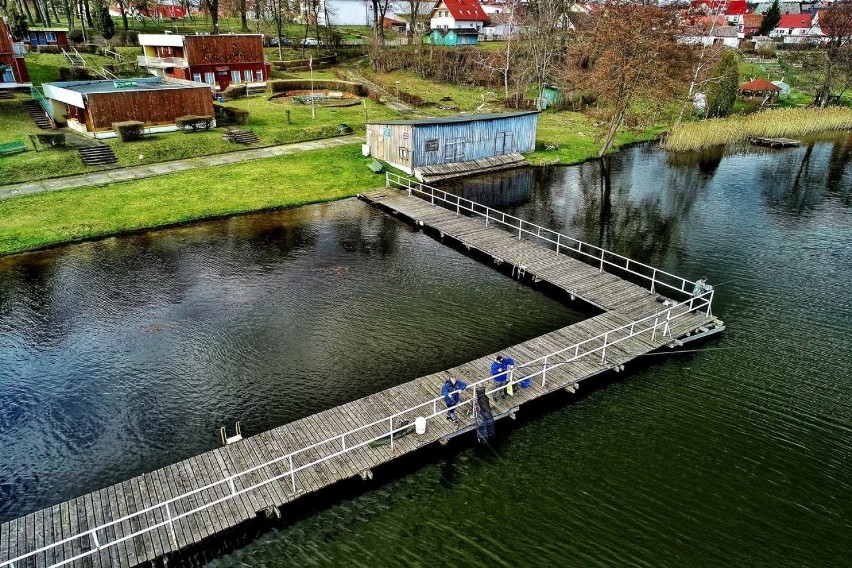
top-left (385, 172), bottom-right (700, 300)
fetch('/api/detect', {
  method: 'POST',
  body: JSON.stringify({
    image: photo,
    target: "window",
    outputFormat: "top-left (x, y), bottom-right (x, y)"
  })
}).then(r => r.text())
top-left (46, 32), bottom-right (56, 43)
top-left (231, 70), bottom-right (242, 83)
top-left (255, 70), bottom-right (264, 81)
top-left (425, 138), bottom-right (439, 151)
top-left (204, 72), bottom-right (215, 84)
top-left (444, 137), bottom-right (465, 161)
top-left (244, 70), bottom-right (253, 82)
top-left (398, 147), bottom-right (410, 160)
top-left (3, 67), bottom-right (14, 82)
top-left (193, 73), bottom-right (202, 83)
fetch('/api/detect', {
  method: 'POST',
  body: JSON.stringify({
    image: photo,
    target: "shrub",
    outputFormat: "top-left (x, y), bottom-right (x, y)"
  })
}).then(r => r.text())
top-left (127, 30), bottom-right (139, 46)
top-left (37, 45), bottom-right (61, 54)
top-left (214, 104), bottom-right (249, 125)
top-left (175, 115), bottom-right (214, 132)
top-left (59, 67), bottom-right (94, 81)
top-left (267, 79), bottom-right (365, 96)
top-left (112, 120), bottom-right (145, 141)
top-left (221, 84), bottom-right (247, 101)
top-left (36, 132), bottom-right (65, 146)
top-left (68, 29), bottom-right (84, 44)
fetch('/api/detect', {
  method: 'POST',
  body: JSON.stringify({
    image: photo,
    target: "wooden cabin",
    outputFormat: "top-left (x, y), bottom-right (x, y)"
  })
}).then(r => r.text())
top-left (0, 17), bottom-right (30, 87)
top-left (23, 27), bottom-right (68, 47)
top-left (41, 77), bottom-right (214, 138)
top-left (366, 112), bottom-right (539, 179)
top-left (138, 33), bottom-right (270, 91)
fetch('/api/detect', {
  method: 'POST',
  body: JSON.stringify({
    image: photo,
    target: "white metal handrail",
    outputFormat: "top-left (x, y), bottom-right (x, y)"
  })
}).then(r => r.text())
top-left (136, 55), bottom-right (188, 67)
top-left (0, 292), bottom-right (714, 568)
top-left (385, 171), bottom-right (699, 299)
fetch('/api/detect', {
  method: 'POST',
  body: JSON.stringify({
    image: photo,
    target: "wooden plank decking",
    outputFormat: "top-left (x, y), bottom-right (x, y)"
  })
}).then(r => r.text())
top-left (0, 188), bottom-right (723, 568)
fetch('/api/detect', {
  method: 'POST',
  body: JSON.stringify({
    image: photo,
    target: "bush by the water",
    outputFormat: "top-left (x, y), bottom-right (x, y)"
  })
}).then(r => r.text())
top-left (664, 107), bottom-right (852, 152)
top-left (112, 121), bottom-right (145, 141)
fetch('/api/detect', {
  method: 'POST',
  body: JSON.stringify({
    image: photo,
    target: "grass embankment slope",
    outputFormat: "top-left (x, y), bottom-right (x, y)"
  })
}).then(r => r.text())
top-left (0, 144), bottom-right (383, 256)
top-left (0, 89), bottom-right (395, 185)
top-left (665, 107), bottom-right (852, 152)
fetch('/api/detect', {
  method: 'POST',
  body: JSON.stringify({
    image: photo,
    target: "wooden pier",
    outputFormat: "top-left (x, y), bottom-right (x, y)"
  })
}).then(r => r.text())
top-left (0, 177), bottom-right (724, 568)
top-left (747, 136), bottom-right (801, 149)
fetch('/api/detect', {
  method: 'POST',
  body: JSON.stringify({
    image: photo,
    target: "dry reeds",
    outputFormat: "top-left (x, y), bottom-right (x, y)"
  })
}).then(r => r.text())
top-left (663, 107), bottom-right (852, 152)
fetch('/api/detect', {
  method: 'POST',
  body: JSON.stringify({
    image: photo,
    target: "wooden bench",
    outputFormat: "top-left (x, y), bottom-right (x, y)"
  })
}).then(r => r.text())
top-left (0, 140), bottom-right (27, 156)
top-left (367, 159), bottom-right (384, 173)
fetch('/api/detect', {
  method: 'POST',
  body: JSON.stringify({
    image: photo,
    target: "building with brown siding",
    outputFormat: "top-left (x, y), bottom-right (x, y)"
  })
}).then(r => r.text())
top-left (0, 17), bottom-right (30, 87)
top-left (137, 33), bottom-right (270, 91)
top-left (41, 77), bottom-right (214, 138)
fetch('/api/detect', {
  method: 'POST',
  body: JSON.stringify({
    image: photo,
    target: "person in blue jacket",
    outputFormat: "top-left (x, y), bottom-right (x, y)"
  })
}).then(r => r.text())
top-left (441, 376), bottom-right (468, 423)
top-left (490, 354), bottom-right (516, 400)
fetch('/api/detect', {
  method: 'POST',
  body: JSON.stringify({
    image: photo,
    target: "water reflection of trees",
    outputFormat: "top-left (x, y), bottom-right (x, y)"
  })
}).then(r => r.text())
top-left (761, 136), bottom-right (852, 212)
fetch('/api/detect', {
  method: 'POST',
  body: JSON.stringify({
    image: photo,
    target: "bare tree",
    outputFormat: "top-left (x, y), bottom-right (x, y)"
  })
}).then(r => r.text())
top-left (675, 1), bottom-right (728, 123)
top-left (371, 0), bottom-right (391, 45)
top-left (815, 0), bottom-right (852, 106)
top-left (404, 0), bottom-right (425, 44)
top-left (520, 0), bottom-right (571, 109)
top-left (565, 0), bottom-right (691, 156)
top-left (202, 0), bottom-right (219, 32)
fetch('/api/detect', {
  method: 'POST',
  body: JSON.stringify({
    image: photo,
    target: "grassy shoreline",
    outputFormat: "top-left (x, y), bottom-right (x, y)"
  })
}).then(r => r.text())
top-left (0, 128), bottom-right (660, 258)
top-left (664, 107), bottom-right (852, 152)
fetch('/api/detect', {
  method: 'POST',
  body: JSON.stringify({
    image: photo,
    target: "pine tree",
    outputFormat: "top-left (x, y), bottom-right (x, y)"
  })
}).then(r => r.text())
top-left (759, 0), bottom-right (781, 36)
top-left (93, 0), bottom-right (115, 40)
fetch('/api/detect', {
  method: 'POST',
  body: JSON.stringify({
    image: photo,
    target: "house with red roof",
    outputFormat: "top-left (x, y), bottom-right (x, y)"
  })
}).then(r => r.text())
top-left (742, 13), bottom-right (764, 36)
top-left (770, 13), bottom-right (823, 43)
top-left (429, 0), bottom-right (489, 43)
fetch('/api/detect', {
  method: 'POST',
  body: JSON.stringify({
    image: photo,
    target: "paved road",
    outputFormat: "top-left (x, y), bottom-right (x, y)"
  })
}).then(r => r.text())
top-left (0, 135), bottom-right (361, 201)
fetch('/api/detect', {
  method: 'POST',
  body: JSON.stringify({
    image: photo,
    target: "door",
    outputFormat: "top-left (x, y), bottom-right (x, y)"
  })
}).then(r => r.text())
top-left (495, 132), bottom-right (512, 155)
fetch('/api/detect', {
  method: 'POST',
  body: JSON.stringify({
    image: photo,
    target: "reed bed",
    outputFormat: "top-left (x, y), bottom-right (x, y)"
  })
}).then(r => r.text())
top-left (663, 107), bottom-right (852, 152)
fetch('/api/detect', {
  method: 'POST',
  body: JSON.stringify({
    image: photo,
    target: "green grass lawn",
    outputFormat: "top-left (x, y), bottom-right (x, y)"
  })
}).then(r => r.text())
top-left (0, 144), bottom-right (386, 256)
top-left (0, 91), bottom-right (396, 185)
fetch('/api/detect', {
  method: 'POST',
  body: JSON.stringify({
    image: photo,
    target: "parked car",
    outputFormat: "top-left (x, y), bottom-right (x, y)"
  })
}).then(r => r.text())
top-left (300, 37), bottom-right (322, 47)
top-left (269, 36), bottom-right (294, 46)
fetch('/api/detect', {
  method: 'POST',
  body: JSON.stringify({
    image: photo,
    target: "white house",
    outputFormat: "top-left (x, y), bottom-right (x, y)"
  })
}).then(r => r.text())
top-left (770, 13), bottom-right (824, 43)
top-left (429, 0), bottom-right (489, 32)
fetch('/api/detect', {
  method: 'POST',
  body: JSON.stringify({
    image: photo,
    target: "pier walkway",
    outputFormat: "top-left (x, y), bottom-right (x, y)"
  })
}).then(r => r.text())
top-left (0, 175), bottom-right (723, 568)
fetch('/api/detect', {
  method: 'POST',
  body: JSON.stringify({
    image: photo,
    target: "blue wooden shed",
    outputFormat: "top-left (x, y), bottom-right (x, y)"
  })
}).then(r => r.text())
top-left (366, 111), bottom-right (540, 179)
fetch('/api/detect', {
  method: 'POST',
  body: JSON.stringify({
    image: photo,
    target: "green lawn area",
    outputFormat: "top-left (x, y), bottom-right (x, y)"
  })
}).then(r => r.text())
top-left (0, 144), bottom-right (386, 256)
top-left (366, 69), bottom-right (505, 113)
top-left (0, 91), bottom-right (396, 185)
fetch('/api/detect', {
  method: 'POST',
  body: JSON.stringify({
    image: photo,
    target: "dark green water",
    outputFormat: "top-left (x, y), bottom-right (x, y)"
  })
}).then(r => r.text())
top-left (2, 136), bottom-right (851, 566)
top-left (205, 138), bottom-right (852, 566)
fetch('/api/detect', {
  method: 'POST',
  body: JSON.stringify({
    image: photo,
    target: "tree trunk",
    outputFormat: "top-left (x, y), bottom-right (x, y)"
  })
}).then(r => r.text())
top-left (239, 0), bottom-right (248, 31)
top-left (116, 0), bottom-right (128, 30)
top-left (19, 0), bottom-right (35, 25)
top-left (83, 0), bottom-right (92, 28)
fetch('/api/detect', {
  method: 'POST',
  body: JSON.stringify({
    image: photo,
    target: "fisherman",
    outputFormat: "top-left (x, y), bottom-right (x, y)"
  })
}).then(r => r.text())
top-left (692, 276), bottom-right (713, 298)
top-left (490, 354), bottom-right (516, 400)
top-left (441, 376), bottom-right (468, 423)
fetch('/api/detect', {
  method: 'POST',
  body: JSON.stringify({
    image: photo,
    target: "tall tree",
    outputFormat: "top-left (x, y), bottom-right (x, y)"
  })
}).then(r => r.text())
top-left (93, 0), bottom-right (114, 39)
top-left (115, 0), bottom-right (128, 29)
top-left (564, 0), bottom-right (691, 156)
top-left (203, 0), bottom-right (219, 32)
top-left (758, 0), bottom-right (780, 36)
top-left (815, 0), bottom-right (852, 106)
top-left (705, 50), bottom-right (739, 117)
top-left (404, 0), bottom-right (424, 44)
top-left (521, 0), bottom-right (571, 109)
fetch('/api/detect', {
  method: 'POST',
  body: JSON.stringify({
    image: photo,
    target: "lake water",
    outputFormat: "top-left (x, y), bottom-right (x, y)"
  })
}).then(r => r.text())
top-left (2, 136), bottom-right (852, 565)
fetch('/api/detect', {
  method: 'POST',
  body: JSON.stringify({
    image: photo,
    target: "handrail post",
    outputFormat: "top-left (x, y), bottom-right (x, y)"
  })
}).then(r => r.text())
top-left (518, 221), bottom-right (522, 241)
top-left (541, 355), bottom-right (548, 387)
top-left (485, 209), bottom-right (489, 227)
top-left (289, 455), bottom-right (296, 492)
top-left (431, 186), bottom-right (435, 206)
top-left (341, 434), bottom-right (346, 451)
top-left (389, 417), bottom-right (394, 451)
top-left (664, 309), bottom-right (672, 337)
top-left (707, 289), bottom-right (714, 315)
top-left (556, 233), bottom-right (561, 256)
top-left (652, 317), bottom-right (659, 341)
top-left (599, 249), bottom-right (605, 272)
top-left (456, 195), bottom-right (461, 216)
top-left (601, 332), bottom-right (608, 363)
top-left (433, 399), bottom-right (437, 416)
top-left (385, 171), bottom-right (390, 188)
top-left (407, 179), bottom-right (412, 197)
top-left (651, 268), bottom-right (657, 293)
top-left (229, 478), bottom-right (236, 495)
top-left (90, 529), bottom-right (100, 550)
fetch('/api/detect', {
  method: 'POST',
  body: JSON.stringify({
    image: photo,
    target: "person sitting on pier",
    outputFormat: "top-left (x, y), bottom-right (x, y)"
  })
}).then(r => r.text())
top-left (441, 376), bottom-right (468, 423)
top-left (692, 276), bottom-right (713, 298)
top-left (490, 355), bottom-right (516, 400)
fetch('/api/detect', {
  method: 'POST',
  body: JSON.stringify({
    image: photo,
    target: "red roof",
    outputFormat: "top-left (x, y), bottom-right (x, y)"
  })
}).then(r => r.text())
top-left (743, 14), bottom-right (763, 29)
top-left (436, 0), bottom-right (489, 22)
top-left (726, 0), bottom-right (746, 16)
top-left (689, 0), bottom-right (745, 15)
top-left (778, 14), bottom-right (813, 29)
top-left (739, 78), bottom-right (781, 92)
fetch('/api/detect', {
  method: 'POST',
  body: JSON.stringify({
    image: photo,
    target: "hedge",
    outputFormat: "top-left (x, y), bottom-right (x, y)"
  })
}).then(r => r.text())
top-left (175, 115), bottom-right (214, 132)
top-left (268, 79), bottom-right (366, 97)
top-left (221, 84), bottom-right (247, 101)
top-left (112, 121), bottom-right (145, 141)
top-left (214, 104), bottom-right (249, 125)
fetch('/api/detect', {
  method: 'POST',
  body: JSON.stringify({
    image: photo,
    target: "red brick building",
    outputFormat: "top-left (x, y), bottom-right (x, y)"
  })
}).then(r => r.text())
top-left (138, 33), bottom-right (270, 91)
top-left (0, 17), bottom-right (30, 87)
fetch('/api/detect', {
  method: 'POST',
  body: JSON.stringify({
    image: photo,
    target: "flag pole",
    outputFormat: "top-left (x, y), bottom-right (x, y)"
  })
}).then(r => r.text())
top-left (310, 55), bottom-right (316, 120)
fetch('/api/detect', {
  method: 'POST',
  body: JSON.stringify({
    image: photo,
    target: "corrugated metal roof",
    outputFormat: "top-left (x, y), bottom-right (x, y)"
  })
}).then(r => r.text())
top-left (367, 111), bottom-right (539, 126)
top-left (44, 78), bottom-right (205, 94)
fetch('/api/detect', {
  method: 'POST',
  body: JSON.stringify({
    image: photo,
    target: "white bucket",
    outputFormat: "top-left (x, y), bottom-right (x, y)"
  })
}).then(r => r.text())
top-left (361, 143), bottom-right (371, 157)
top-left (415, 416), bottom-right (427, 435)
